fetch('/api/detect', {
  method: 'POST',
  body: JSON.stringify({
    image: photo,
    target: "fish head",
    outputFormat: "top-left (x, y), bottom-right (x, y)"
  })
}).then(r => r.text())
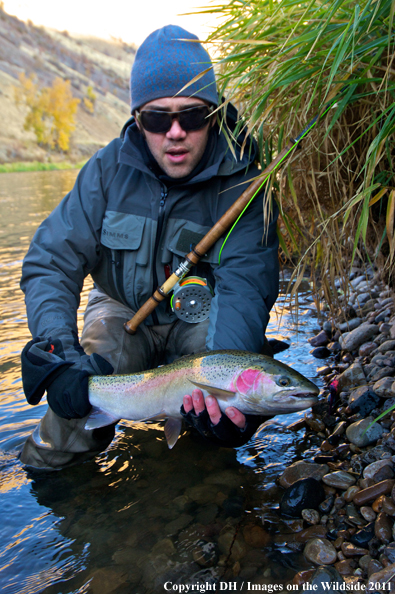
top-left (231, 356), bottom-right (319, 415)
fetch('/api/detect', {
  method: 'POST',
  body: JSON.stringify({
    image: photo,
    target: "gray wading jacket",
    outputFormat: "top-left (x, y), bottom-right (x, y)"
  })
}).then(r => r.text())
top-left (21, 108), bottom-right (279, 367)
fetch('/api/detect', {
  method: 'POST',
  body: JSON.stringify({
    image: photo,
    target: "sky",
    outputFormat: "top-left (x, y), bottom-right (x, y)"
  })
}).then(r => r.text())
top-left (3, 0), bottom-right (221, 46)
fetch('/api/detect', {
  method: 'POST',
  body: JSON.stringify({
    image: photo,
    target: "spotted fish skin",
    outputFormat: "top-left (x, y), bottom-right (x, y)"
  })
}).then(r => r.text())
top-left (86, 350), bottom-right (319, 448)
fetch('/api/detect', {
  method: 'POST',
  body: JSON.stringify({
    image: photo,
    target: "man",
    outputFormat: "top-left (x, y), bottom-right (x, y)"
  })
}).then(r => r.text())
top-left (20, 25), bottom-right (279, 470)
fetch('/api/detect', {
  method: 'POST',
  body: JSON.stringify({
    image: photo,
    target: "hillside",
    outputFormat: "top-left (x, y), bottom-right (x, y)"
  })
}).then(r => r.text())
top-left (0, 5), bottom-right (136, 164)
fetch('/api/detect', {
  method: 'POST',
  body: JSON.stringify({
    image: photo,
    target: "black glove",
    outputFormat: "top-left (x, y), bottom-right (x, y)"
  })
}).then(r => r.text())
top-left (21, 337), bottom-right (113, 420)
top-left (180, 405), bottom-right (267, 448)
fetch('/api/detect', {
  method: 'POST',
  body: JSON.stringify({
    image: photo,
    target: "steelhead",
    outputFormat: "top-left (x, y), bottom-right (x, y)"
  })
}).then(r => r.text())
top-left (86, 350), bottom-right (319, 448)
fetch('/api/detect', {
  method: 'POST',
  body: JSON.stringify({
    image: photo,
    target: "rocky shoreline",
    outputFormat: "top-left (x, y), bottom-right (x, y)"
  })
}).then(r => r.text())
top-left (277, 265), bottom-right (395, 591)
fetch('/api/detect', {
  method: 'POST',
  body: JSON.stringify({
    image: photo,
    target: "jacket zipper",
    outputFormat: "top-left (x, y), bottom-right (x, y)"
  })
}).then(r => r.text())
top-left (151, 184), bottom-right (168, 325)
top-left (111, 249), bottom-right (129, 306)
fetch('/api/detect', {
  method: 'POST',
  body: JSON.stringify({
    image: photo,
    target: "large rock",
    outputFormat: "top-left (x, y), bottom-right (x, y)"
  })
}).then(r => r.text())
top-left (280, 478), bottom-right (326, 517)
top-left (341, 323), bottom-right (380, 352)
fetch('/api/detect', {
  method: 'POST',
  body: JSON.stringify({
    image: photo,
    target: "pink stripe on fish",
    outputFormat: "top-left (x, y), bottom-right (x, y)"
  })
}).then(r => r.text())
top-left (235, 369), bottom-right (262, 393)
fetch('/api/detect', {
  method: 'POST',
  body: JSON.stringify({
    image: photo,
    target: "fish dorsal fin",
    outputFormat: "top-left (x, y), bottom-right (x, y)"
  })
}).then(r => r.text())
top-left (164, 418), bottom-right (182, 449)
top-left (188, 380), bottom-right (236, 400)
top-left (85, 407), bottom-right (119, 430)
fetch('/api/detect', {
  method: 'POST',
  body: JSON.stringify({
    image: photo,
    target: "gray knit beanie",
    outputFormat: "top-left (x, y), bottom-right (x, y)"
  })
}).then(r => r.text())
top-left (130, 25), bottom-right (218, 112)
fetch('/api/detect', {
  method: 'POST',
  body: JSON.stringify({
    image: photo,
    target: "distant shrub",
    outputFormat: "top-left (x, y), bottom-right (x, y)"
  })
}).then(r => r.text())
top-left (16, 73), bottom-right (80, 151)
top-left (83, 85), bottom-right (96, 114)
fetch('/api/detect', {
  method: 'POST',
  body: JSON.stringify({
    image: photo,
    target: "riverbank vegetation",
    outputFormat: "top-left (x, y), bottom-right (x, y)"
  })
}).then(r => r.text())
top-left (200, 0), bottom-right (395, 303)
top-left (0, 160), bottom-right (87, 173)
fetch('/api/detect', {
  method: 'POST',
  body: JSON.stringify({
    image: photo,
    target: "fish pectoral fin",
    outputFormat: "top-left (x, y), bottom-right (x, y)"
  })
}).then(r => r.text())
top-left (85, 407), bottom-right (120, 430)
top-left (164, 417), bottom-right (182, 450)
top-left (188, 380), bottom-right (236, 400)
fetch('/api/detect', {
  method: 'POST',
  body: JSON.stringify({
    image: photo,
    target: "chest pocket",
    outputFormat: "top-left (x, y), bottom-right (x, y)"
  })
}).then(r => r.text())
top-left (162, 219), bottom-right (222, 268)
top-left (101, 212), bottom-right (149, 265)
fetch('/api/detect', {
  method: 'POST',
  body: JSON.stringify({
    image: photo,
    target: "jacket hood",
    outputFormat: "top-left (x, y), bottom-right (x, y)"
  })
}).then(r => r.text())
top-left (118, 101), bottom-right (257, 184)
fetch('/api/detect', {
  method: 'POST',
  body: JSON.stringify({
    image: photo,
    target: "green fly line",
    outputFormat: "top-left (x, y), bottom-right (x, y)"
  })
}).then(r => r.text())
top-left (217, 97), bottom-right (340, 265)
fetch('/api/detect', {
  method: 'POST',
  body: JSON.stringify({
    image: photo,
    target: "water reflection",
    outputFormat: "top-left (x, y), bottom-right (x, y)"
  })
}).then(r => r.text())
top-left (0, 170), bottom-right (329, 593)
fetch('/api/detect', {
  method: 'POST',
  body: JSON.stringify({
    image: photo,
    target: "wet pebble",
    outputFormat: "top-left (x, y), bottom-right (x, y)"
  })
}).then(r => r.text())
top-left (350, 523), bottom-right (375, 548)
top-left (354, 480), bottom-right (395, 505)
top-left (383, 542), bottom-right (395, 563)
top-left (344, 486), bottom-right (361, 502)
top-left (373, 376), bottom-right (395, 398)
top-left (301, 509), bottom-right (320, 525)
top-left (311, 346), bottom-right (332, 359)
top-left (304, 537), bottom-right (338, 565)
top-left (363, 460), bottom-right (394, 481)
top-left (322, 470), bottom-right (356, 490)
top-left (359, 342), bottom-right (378, 357)
top-left (334, 559), bottom-right (357, 576)
top-left (309, 330), bottom-right (330, 347)
top-left (377, 340), bottom-right (395, 353)
top-left (346, 417), bottom-right (383, 447)
top-left (360, 506), bottom-right (377, 522)
top-left (319, 496), bottom-right (335, 514)
top-left (341, 542), bottom-right (369, 557)
top-left (375, 511), bottom-right (393, 544)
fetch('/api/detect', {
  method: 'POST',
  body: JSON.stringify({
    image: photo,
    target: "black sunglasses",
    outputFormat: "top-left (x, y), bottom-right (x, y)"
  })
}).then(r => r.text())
top-left (136, 105), bottom-right (214, 134)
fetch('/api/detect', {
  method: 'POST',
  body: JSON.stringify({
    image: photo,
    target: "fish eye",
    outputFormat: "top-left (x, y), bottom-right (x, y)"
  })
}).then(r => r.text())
top-left (276, 375), bottom-right (291, 387)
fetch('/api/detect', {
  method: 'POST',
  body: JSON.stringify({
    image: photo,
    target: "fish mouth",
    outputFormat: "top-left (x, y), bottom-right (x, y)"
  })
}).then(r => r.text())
top-left (272, 390), bottom-right (319, 404)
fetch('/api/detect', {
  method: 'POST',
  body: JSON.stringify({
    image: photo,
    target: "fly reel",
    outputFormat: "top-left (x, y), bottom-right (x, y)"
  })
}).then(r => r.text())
top-left (171, 277), bottom-right (213, 323)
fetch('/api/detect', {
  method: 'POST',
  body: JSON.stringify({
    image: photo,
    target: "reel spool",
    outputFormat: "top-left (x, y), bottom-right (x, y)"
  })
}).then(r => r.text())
top-left (171, 277), bottom-right (213, 323)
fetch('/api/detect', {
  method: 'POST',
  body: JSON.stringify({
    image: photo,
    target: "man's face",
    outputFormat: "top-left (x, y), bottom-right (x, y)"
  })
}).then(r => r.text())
top-left (135, 97), bottom-right (214, 179)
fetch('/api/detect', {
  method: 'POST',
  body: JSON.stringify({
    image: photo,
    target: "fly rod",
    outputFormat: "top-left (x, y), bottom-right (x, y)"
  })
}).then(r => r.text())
top-left (124, 86), bottom-right (348, 335)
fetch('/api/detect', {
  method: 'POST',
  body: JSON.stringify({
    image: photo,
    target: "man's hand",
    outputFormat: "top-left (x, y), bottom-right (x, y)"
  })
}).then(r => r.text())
top-left (183, 389), bottom-right (246, 428)
top-left (21, 337), bottom-right (113, 420)
top-left (180, 388), bottom-right (265, 448)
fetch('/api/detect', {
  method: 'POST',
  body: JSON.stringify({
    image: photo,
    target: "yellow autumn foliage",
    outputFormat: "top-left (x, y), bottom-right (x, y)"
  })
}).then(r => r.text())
top-left (17, 74), bottom-right (80, 151)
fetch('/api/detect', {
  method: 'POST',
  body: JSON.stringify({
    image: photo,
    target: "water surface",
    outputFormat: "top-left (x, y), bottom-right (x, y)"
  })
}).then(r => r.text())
top-left (0, 170), bottom-right (326, 593)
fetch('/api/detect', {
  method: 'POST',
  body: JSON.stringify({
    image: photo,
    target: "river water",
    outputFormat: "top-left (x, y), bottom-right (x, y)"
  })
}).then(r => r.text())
top-left (0, 170), bottom-right (326, 594)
